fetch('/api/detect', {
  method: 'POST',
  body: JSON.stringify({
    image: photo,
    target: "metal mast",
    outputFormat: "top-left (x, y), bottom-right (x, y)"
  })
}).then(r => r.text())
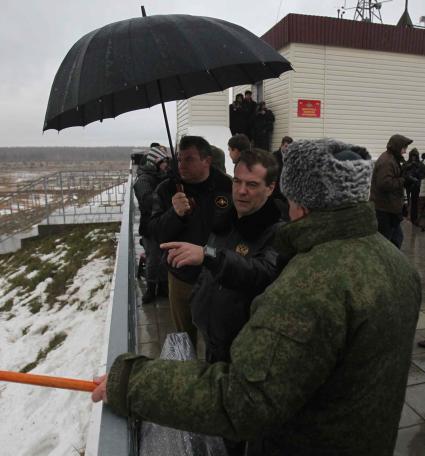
top-left (354, 1), bottom-right (384, 23)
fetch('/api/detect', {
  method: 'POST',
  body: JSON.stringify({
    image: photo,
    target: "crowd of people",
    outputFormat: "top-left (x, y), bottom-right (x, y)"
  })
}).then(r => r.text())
top-left (92, 130), bottom-right (423, 456)
top-left (229, 91), bottom-right (275, 151)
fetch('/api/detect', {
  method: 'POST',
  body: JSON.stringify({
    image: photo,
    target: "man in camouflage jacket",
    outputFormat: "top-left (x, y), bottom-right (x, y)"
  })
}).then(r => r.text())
top-left (93, 139), bottom-right (421, 456)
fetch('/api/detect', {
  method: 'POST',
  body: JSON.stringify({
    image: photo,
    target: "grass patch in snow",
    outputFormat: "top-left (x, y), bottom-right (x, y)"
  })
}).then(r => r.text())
top-left (20, 332), bottom-right (68, 373)
top-left (0, 298), bottom-right (14, 312)
top-left (27, 298), bottom-right (43, 314)
top-left (0, 223), bottom-right (118, 308)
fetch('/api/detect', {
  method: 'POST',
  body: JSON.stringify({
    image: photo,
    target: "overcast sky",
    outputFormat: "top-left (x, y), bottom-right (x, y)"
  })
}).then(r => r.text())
top-left (0, 0), bottom-right (423, 147)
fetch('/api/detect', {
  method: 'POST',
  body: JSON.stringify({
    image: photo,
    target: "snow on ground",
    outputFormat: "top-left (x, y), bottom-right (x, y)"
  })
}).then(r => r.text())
top-left (0, 225), bottom-right (117, 456)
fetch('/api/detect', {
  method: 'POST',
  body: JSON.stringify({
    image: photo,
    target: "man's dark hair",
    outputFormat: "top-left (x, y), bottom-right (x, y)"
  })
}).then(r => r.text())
top-left (281, 136), bottom-right (293, 145)
top-left (245, 90), bottom-right (252, 95)
top-left (237, 148), bottom-right (278, 186)
top-left (178, 136), bottom-right (212, 159)
top-left (150, 142), bottom-right (160, 148)
top-left (228, 134), bottom-right (251, 152)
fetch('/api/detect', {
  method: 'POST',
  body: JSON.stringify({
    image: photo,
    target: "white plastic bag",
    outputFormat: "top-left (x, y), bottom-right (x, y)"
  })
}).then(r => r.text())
top-left (139, 333), bottom-right (228, 456)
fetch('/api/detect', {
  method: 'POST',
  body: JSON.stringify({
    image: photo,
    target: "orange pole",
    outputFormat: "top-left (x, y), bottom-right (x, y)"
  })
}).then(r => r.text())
top-left (0, 370), bottom-right (96, 392)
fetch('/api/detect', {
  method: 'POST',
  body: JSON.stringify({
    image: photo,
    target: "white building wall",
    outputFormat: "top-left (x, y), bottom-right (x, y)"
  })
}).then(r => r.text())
top-left (263, 46), bottom-right (293, 151)
top-left (188, 90), bottom-right (229, 127)
top-left (323, 45), bottom-right (425, 157)
top-left (176, 100), bottom-right (189, 140)
top-left (271, 42), bottom-right (425, 158)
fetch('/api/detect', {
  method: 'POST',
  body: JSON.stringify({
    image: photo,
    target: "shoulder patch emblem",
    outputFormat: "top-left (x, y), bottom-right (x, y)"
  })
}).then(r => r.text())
top-left (215, 196), bottom-right (229, 208)
top-left (235, 243), bottom-right (249, 256)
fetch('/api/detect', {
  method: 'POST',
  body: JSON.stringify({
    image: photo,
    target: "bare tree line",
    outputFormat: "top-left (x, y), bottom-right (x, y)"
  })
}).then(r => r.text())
top-left (0, 147), bottom-right (148, 162)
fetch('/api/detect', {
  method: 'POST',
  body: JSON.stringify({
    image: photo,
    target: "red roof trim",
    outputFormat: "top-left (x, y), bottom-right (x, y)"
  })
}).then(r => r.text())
top-left (262, 14), bottom-right (425, 56)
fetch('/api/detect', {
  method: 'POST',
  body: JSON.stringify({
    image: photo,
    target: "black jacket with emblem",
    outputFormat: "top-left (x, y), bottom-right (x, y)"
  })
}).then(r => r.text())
top-left (149, 167), bottom-right (233, 284)
top-left (191, 198), bottom-right (288, 362)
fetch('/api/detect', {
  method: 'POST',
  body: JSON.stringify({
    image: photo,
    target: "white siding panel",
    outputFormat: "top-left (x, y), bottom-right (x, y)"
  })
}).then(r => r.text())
top-left (188, 91), bottom-right (229, 127)
top-left (324, 46), bottom-right (425, 157)
top-left (279, 43), bottom-right (425, 158)
top-left (290, 44), bottom-right (325, 140)
top-left (176, 100), bottom-right (189, 141)
top-left (264, 46), bottom-right (292, 150)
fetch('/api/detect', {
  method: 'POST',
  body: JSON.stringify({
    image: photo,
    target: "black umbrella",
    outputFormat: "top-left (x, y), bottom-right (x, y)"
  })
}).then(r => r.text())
top-left (43, 11), bottom-right (292, 160)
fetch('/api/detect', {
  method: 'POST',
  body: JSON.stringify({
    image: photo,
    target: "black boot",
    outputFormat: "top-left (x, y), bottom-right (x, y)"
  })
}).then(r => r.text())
top-left (157, 280), bottom-right (169, 298)
top-left (142, 282), bottom-right (156, 304)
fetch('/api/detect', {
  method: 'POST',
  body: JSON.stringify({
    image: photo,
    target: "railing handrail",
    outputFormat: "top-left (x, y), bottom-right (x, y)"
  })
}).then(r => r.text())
top-left (86, 165), bottom-right (138, 456)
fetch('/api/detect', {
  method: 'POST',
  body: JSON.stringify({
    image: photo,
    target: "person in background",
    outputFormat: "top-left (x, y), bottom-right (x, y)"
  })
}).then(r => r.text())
top-left (227, 133), bottom-right (251, 164)
top-left (92, 138), bottom-right (421, 456)
top-left (403, 148), bottom-right (425, 225)
top-left (273, 136), bottom-right (293, 179)
top-left (272, 136), bottom-right (293, 221)
top-left (252, 101), bottom-right (275, 151)
top-left (370, 134), bottom-right (413, 248)
top-left (242, 90), bottom-right (257, 140)
top-left (229, 93), bottom-right (246, 136)
top-left (210, 145), bottom-right (227, 174)
top-left (134, 146), bottom-right (170, 303)
top-left (148, 136), bottom-right (232, 347)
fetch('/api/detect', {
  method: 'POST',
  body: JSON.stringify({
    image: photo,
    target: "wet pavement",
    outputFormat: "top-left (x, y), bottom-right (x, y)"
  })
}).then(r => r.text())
top-left (136, 219), bottom-right (425, 455)
top-left (394, 221), bottom-right (425, 455)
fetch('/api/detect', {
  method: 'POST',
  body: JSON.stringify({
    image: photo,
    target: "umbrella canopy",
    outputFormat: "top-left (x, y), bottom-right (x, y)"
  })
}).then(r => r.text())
top-left (43, 14), bottom-right (292, 132)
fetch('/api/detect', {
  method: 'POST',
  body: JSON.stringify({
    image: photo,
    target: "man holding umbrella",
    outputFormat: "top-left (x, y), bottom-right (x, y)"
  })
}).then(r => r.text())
top-left (148, 135), bottom-right (232, 348)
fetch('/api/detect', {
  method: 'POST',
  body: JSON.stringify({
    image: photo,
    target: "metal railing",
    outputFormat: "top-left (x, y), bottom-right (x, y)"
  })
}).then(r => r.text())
top-left (0, 170), bottom-right (128, 237)
top-left (86, 168), bottom-right (139, 456)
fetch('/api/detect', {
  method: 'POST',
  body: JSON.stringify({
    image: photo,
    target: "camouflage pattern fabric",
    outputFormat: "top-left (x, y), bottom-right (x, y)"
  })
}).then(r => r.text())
top-left (107, 202), bottom-right (421, 456)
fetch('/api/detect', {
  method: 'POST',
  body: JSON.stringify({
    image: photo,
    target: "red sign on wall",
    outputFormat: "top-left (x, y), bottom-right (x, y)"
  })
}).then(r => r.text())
top-left (297, 100), bottom-right (321, 118)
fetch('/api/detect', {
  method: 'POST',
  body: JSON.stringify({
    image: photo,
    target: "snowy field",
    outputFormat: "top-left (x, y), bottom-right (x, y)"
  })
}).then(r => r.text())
top-left (0, 224), bottom-right (118, 456)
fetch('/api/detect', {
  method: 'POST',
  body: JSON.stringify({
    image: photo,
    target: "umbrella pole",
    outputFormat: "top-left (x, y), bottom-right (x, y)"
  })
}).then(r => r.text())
top-left (141, 6), bottom-right (178, 176)
top-left (156, 80), bottom-right (177, 164)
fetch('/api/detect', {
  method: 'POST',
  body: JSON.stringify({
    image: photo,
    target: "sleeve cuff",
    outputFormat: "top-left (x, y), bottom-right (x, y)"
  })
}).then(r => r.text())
top-left (203, 249), bottom-right (224, 275)
top-left (106, 353), bottom-right (149, 417)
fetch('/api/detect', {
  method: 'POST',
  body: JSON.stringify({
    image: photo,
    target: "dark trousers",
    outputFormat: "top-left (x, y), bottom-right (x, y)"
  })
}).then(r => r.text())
top-left (375, 210), bottom-right (403, 249)
top-left (407, 187), bottom-right (420, 222)
top-left (142, 236), bottom-right (167, 283)
top-left (168, 272), bottom-right (197, 349)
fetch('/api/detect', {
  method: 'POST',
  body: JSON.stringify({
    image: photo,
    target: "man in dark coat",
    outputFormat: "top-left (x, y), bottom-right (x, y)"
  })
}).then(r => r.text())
top-left (272, 135), bottom-right (293, 221)
top-left (161, 149), bottom-right (286, 363)
top-left (370, 133), bottom-right (413, 248)
top-left (148, 136), bottom-right (232, 347)
top-left (403, 148), bottom-right (425, 225)
top-left (133, 146), bottom-right (170, 303)
top-left (252, 102), bottom-right (275, 151)
top-left (242, 90), bottom-right (257, 140)
top-left (93, 139), bottom-right (421, 456)
top-left (229, 93), bottom-right (246, 136)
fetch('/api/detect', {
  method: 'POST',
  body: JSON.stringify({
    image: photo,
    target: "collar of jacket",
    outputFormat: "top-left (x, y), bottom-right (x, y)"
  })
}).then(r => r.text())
top-left (214, 197), bottom-right (281, 240)
top-left (274, 202), bottom-right (378, 256)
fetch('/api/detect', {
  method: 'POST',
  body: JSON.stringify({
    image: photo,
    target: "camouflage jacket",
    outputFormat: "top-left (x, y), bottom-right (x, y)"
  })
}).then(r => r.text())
top-left (106, 202), bottom-right (421, 456)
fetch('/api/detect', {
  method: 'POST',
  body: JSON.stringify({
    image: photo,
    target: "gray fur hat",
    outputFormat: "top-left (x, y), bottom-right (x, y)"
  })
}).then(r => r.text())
top-left (280, 139), bottom-right (373, 210)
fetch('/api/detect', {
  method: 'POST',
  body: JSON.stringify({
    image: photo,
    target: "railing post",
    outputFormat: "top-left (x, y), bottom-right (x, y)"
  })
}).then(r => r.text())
top-left (43, 177), bottom-right (50, 225)
top-left (59, 171), bottom-right (66, 224)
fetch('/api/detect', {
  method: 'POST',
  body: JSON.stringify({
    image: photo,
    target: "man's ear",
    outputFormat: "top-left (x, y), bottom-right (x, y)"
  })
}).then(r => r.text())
top-left (266, 181), bottom-right (276, 197)
top-left (205, 156), bottom-right (212, 166)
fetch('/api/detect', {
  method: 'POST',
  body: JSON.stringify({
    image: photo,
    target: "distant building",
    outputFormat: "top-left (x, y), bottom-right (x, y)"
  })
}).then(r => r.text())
top-left (176, 14), bottom-right (425, 158)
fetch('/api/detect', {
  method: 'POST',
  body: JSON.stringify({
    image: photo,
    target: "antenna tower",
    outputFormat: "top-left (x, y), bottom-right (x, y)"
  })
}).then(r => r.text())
top-left (339, 0), bottom-right (393, 24)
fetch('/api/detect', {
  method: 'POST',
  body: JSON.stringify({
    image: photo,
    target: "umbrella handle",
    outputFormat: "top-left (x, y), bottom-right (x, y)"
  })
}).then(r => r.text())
top-left (0, 370), bottom-right (96, 393)
top-left (175, 183), bottom-right (196, 214)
